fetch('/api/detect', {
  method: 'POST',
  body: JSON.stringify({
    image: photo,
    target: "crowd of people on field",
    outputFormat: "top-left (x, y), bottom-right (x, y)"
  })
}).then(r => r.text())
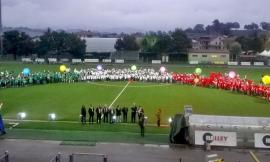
top-left (0, 70), bottom-right (80, 88)
top-left (0, 68), bottom-right (172, 88)
top-left (1, 67), bottom-right (269, 101)
top-left (80, 68), bottom-right (173, 83)
top-left (173, 72), bottom-right (270, 101)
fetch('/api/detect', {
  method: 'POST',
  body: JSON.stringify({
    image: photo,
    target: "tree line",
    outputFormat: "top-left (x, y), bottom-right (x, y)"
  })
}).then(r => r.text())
top-left (115, 25), bottom-right (270, 60)
top-left (115, 28), bottom-right (192, 55)
top-left (2, 29), bottom-right (86, 59)
top-left (2, 28), bottom-right (192, 60)
top-left (185, 19), bottom-right (270, 34)
top-left (1, 19), bottom-right (270, 61)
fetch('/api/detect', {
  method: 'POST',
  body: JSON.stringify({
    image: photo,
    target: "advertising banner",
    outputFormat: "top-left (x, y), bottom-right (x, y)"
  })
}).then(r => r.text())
top-left (195, 131), bottom-right (237, 146)
top-left (255, 133), bottom-right (270, 148)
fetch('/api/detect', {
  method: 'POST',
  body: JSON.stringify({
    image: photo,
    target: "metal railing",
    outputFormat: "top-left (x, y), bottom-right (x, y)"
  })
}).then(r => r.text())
top-left (0, 151), bottom-right (9, 162)
top-left (69, 153), bottom-right (108, 162)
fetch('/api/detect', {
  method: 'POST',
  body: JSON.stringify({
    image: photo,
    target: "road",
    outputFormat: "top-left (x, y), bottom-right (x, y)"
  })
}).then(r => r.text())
top-left (0, 139), bottom-right (269, 162)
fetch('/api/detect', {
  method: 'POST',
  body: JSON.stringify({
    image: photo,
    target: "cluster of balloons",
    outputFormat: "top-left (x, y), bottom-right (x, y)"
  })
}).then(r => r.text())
top-left (262, 75), bottom-right (270, 85)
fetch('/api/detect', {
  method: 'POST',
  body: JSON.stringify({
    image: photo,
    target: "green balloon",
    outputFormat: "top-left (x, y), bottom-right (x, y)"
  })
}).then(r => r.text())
top-left (195, 68), bottom-right (202, 75)
top-left (131, 65), bottom-right (137, 71)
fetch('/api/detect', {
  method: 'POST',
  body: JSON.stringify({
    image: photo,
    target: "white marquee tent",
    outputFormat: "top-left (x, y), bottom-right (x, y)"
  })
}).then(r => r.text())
top-left (258, 50), bottom-right (270, 57)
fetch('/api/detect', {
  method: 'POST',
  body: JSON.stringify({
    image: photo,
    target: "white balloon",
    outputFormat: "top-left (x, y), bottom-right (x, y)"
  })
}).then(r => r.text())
top-left (160, 66), bottom-right (166, 73)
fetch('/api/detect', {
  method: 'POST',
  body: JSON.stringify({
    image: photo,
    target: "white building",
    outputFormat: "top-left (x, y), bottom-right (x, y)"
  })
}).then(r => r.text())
top-left (82, 37), bottom-right (117, 53)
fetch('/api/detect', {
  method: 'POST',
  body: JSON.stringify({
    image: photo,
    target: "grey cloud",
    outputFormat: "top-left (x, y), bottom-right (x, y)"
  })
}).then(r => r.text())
top-left (2, 0), bottom-right (270, 31)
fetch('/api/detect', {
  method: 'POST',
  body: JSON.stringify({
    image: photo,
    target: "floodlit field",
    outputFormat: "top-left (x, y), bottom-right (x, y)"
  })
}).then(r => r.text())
top-left (0, 62), bottom-right (270, 143)
top-left (1, 82), bottom-right (270, 122)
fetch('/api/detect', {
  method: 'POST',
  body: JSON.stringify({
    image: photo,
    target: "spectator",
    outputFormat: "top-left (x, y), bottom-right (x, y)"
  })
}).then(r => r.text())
top-left (81, 105), bottom-right (87, 125)
top-left (156, 108), bottom-right (161, 127)
top-left (88, 105), bottom-right (94, 124)
top-left (138, 111), bottom-right (145, 137)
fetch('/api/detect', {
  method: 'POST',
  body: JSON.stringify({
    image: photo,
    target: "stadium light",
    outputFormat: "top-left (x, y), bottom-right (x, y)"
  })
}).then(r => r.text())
top-left (78, 114), bottom-right (83, 122)
top-left (112, 115), bottom-right (117, 123)
top-left (17, 112), bottom-right (26, 120)
top-left (48, 113), bottom-right (56, 121)
top-left (168, 117), bottom-right (172, 123)
top-left (144, 116), bottom-right (148, 125)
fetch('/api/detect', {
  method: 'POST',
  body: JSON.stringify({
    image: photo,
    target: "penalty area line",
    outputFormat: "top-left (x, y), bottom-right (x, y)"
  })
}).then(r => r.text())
top-left (8, 122), bottom-right (20, 129)
top-left (108, 81), bottom-right (130, 109)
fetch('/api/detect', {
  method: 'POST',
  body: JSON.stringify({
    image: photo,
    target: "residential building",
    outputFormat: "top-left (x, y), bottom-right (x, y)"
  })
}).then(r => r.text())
top-left (191, 35), bottom-right (227, 50)
top-left (209, 36), bottom-right (226, 50)
top-left (189, 35), bottom-right (229, 64)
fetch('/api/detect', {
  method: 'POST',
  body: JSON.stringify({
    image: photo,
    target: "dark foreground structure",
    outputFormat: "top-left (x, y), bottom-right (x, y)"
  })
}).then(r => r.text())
top-left (0, 114), bottom-right (5, 135)
top-left (170, 114), bottom-right (270, 149)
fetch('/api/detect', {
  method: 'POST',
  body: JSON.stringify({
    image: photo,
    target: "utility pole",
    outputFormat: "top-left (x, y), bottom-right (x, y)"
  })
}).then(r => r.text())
top-left (0, 0), bottom-right (3, 59)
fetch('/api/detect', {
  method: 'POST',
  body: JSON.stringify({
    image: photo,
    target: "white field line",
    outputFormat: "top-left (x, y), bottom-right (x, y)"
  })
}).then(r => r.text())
top-left (3, 118), bottom-right (169, 127)
top-left (5, 119), bottom-right (79, 124)
top-left (108, 81), bottom-right (130, 109)
top-left (143, 144), bottom-right (169, 148)
top-left (87, 82), bottom-right (172, 88)
top-left (249, 151), bottom-right (261, 162)
top-left (8, 122), bottom-right (20, 129)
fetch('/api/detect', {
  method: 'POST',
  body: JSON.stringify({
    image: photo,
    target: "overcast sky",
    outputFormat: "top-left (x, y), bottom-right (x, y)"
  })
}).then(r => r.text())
top-left (2, 0), bottom-right (270, 32)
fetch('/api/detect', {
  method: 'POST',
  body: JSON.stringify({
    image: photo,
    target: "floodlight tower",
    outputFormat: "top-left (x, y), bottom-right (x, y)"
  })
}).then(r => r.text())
top-left (0, 0), bottom-right (3, 59)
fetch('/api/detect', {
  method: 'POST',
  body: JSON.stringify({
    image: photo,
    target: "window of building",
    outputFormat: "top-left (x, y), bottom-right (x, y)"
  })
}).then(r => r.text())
top-left (211, 55), bottom-right (217, 58)
top-left (220, 55), bottom-right (227, 58)
top-left (202, 55), bottom-right (207, 57)
top-left (192, 55), bottom-right (198, 57)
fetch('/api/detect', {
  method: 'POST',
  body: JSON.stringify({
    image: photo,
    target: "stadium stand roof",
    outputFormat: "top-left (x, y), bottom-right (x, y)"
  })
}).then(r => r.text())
top-left (82, 37), bottom-right (117, 53)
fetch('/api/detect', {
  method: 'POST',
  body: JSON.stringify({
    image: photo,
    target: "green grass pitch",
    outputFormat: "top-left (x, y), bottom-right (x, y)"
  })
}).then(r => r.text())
top-left (0, 62), bottom-right (270, 143)
top-left (1, 81), bottom-right (270, 122)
